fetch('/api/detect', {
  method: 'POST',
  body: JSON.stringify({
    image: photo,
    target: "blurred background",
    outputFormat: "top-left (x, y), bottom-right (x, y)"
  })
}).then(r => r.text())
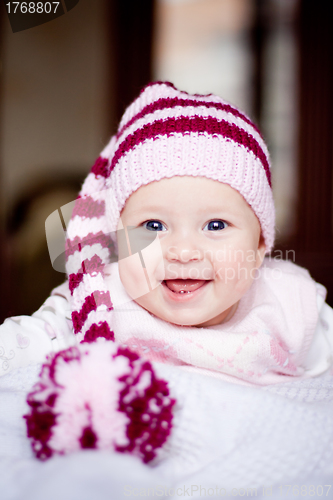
top-left (0, 0), bottom-right (332, 321)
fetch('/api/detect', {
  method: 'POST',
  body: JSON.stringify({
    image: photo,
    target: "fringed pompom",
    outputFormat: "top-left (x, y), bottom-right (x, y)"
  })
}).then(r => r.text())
top-left (24, 342), bottom-right (175, 463)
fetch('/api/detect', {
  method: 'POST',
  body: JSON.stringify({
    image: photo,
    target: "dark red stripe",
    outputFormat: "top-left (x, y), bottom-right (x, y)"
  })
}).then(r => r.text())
top-left (91, 157), bottom-right (109, 178)
top-left (65, 232), bottom-right (113, 258)
top-left (69, 255), bottom-right (105, 294)
top-left (71, 196), bottom-right (105, 219)
top-left (111, 116), bottom-right (271, 186)
top-left (117, 97), bottom-right (261, 139)
top-left (82, 321), bottom-right (115, 343)
top-left (116, 348), bottom-right (175, 463)
top-left (72, 291), bottom-right (113, 334)
top-left (79, 427), bottom-right (97, 449)
top-left (69, 272), bottom-right (83, 294)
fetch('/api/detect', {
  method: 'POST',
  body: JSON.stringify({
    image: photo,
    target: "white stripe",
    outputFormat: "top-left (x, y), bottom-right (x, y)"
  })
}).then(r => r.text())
top-left (80, 309), bottom-right (114, 340)
top-left (66, 216), bottom-right (109, 239)
top-left (66, 244), bottom-right (110, 274)
top-left (80, 173), bottom-right (106, 196)
top-left (71, 272), bottom-right (109, 305)
top-left (100, 135), bottom-right (117, 159)
top-left (118, 84), bottom-right (226, 131)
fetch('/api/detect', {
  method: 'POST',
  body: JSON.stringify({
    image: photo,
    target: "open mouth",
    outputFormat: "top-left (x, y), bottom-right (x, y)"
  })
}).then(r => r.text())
top-left (163, 279), bottom-right (206, 293)
top-left (162, 279), bottom-right (210, 300)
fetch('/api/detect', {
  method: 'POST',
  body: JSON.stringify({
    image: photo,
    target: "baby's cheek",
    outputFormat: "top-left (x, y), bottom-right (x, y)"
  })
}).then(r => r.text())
top-left (234, 271), bottom-right (255, 295)
top-left (118, 256), bottom-right (151, 300)
top-left (142, 243), bottom-right (166, 286)
top-left (215, 259), bottom-right (255, 294)
top-left (233, 260), bottom-right (259, 295)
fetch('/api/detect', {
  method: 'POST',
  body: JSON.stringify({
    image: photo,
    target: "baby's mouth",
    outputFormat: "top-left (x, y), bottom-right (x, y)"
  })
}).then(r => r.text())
top-left (163, 279), bottom-right (207, 294)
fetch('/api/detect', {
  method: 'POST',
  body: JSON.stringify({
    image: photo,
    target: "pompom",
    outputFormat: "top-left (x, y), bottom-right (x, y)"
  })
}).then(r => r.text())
top-left (24, 342), bottom-right (175, 463)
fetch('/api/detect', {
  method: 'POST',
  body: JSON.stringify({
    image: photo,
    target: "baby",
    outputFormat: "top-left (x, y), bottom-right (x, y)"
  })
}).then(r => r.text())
top-left (65, 81), bottom-right (332, 386)
top-left (2, 82), bottom-right (333, 487)
top-left (1, 81), bottom-right (332, 387)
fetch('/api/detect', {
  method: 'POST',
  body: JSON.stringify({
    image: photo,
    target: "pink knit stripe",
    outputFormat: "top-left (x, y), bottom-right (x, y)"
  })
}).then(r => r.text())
top-left (140, 81), bottom-right (213, 99)
top-left (140, 81), bottom-right (175, 93)
top-left (117, 97), bottom-right (261, 140)
top-left (69, 255), bottom-right (105, 294)
top-left (66, 232), bottom-right (113, 258)
top-left (66, 246), bottom-right (110, 276)
top-left (72, 291), bottom-right (113, 334)
top-left (82, 321), bottom-right (115, 343)
top-left (71, 196), bottom-right (105, 219)
top-left (111, 116), bottom-right (271, 186)
top-left (79, 173), bottom-right (107, 198)
top-left (91, 157), bottom-right (109, 178)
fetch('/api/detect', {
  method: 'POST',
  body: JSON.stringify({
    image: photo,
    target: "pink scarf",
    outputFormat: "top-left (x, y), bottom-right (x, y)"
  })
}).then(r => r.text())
top-left (105, 259), bottom-right (320, 386)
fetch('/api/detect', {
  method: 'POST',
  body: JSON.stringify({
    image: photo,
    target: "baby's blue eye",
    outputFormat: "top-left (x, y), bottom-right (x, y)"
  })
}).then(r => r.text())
top-left (204, 220), bottom-right (228, 231)
top-left (144, 220), bottom-right (166, 231)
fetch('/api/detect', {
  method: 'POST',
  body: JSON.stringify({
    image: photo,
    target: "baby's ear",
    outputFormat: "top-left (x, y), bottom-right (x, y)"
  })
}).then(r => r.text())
top-left (256, 234), bottom-right (266, 268)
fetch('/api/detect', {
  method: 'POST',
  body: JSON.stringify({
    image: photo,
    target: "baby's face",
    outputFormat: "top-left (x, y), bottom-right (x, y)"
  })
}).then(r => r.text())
top-left (117, 176), bottom-right (265, 327)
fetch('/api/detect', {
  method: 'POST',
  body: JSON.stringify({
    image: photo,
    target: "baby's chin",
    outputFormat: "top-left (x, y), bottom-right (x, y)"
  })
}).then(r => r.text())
top-left (132, 298), bottom-right (225, 328)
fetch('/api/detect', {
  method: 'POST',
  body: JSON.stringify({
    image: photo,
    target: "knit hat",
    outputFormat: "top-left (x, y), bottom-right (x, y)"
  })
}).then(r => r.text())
top-left (66, 81), bottom-right (275, 343)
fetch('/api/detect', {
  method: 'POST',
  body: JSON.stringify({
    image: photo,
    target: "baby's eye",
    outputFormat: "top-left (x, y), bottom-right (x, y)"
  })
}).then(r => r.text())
top-left (203, 220), bottom-right (228, 231)
top-left (143, 220), bottom-right (167, 231)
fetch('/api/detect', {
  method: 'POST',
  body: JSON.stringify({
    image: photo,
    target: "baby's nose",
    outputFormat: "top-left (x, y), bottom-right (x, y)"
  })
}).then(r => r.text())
top-left (166, 242), bottom-right (202, 263)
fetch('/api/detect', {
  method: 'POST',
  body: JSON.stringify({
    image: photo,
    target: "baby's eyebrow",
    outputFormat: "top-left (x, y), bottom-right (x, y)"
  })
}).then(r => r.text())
top-left (202, 206), bottom-right (244, 217)
top-left (129, 205), bottom-right (166, 215)
top-left (128, 205), bottom-right (242, 219)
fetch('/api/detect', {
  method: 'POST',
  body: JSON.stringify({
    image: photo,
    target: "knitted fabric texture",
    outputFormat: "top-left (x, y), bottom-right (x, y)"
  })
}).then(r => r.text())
top-left (65, 81), bottom-right (275, 343)
top-left (24, 341), bottom-right (175, 463)
top-left (104, 259), bottom-right (324, 386)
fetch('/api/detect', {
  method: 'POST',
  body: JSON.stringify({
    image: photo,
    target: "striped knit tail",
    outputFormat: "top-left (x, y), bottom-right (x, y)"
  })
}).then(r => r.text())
top-left (65, 138), bottom-right (116, 343)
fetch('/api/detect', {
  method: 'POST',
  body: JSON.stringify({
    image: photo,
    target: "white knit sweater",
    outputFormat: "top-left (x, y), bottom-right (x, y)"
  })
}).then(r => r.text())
top-left (1, 259), bottom-right (332, 383)
top-left (1, 261), bottom-right (333, 498)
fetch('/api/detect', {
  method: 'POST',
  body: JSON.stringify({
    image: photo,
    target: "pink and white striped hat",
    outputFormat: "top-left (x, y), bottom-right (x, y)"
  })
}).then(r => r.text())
top-left (66, 81), bottom-right (275, 343)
